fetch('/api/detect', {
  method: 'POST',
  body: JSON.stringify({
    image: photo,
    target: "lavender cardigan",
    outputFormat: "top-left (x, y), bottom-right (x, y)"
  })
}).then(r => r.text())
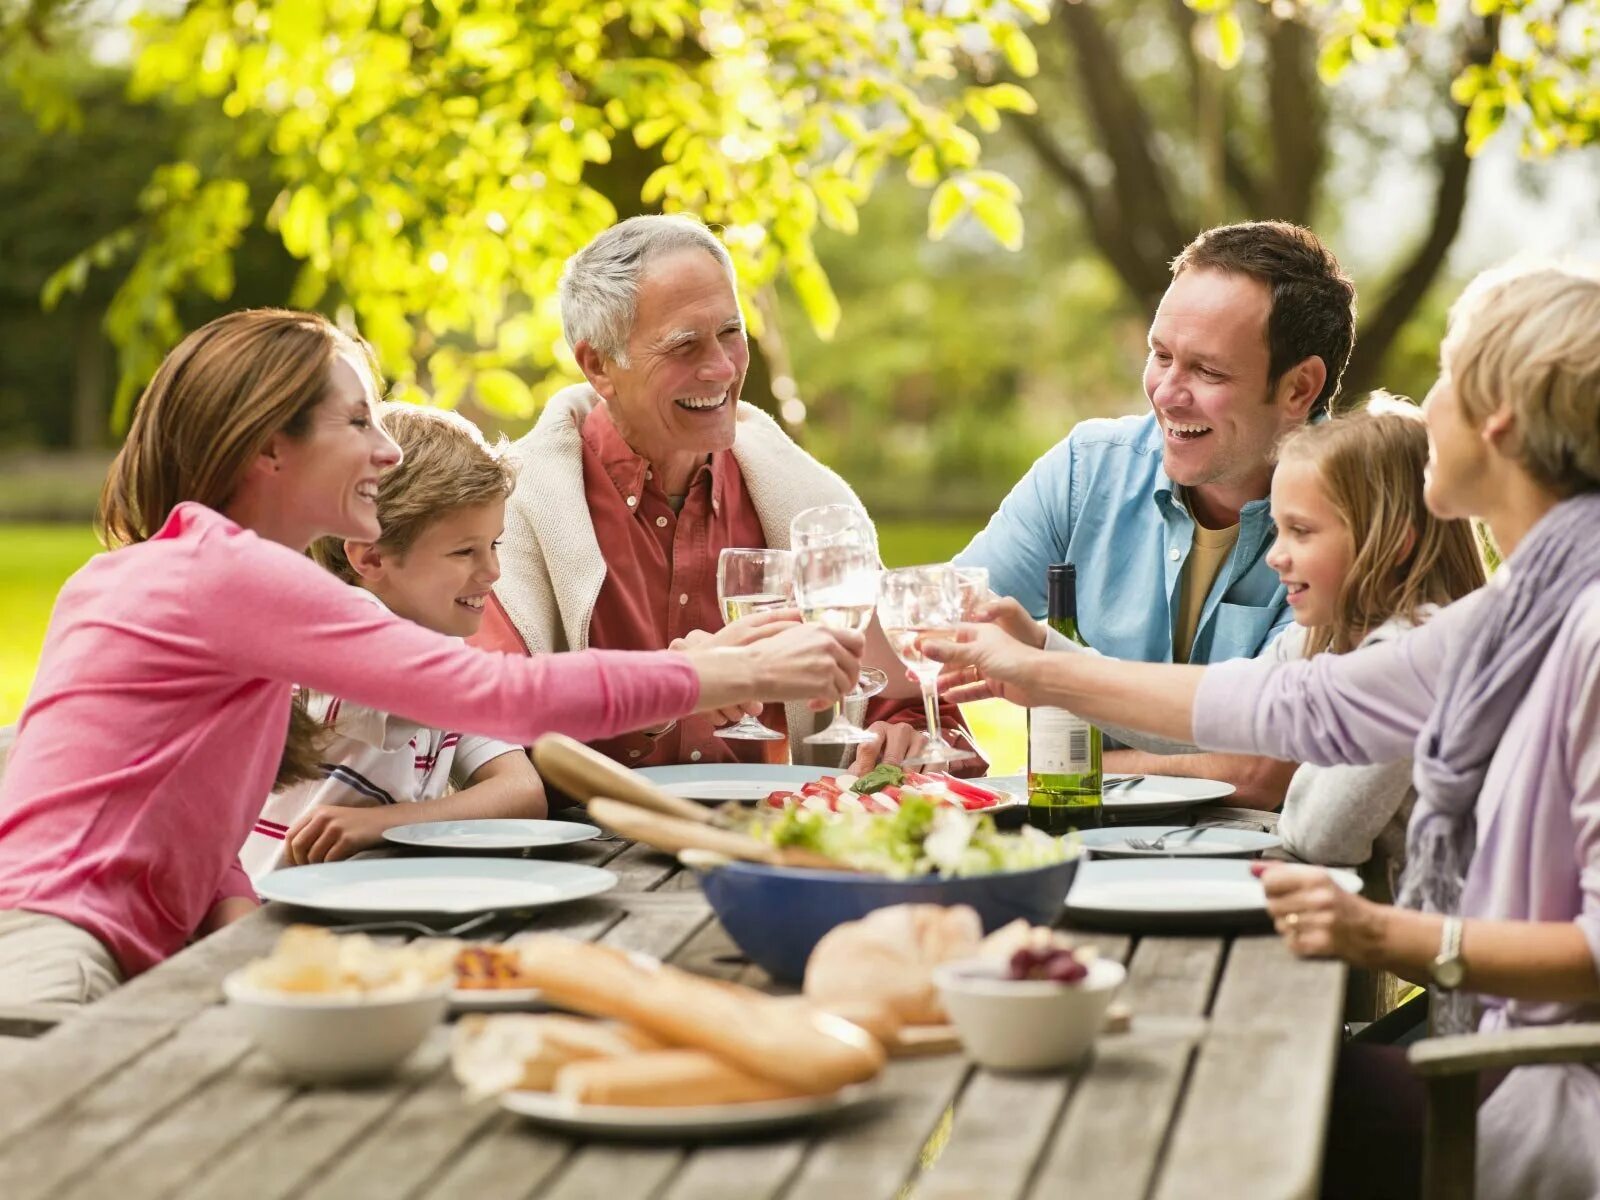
top-left (1194, 575), bottom-right (1600, 1200)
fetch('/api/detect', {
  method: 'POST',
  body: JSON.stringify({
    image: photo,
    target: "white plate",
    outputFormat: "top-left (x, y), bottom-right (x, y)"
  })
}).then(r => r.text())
top-left (499, 1079), bottom-right (881, 1140)
top-left (637, 764), bottom-right (829, 803)
top-left (1076, 825), bottom-right (1281, 860)
top-left (1064, 859), bottom-right (1361, 931)
top-left (256, 857), bottom-right (617, 916)
top-left (383, 819), bottom-right (601, 852)
top-left (983, 773), bottom-right (1234, 815)
top-left (449, 987), bottom-right (549, 1013)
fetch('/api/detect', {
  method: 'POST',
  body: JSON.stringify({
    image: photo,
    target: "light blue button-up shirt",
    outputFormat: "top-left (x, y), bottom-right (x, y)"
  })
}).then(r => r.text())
top-left (955, 412), bottom-right (1292, 664)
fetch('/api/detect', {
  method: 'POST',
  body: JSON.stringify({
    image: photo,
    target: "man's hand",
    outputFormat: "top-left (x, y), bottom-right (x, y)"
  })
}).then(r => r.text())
top-left (847, 721), bottom-right (929, 775)
top-left (923, 623), bottom-right (1048, 708)
top-left (285, 805), bottom-right (395, 866)
top-left (672, 609), bottom-right (800, 724)
top-left (938, 598), bottom-right (1046, 702)
top-left (1255, 863), bottom-right (1388, 967)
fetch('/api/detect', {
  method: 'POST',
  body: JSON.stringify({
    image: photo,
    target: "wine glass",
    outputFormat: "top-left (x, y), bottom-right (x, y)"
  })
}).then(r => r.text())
top-left (792, 539), bottom-right (882, 746)
top-left (953, 566), bottom-right (991, 618)
top-left (714, 548), bottom-right (794, 742)
top-left (878, 563), bottom-right (972, 768)
top-left (790, 504), bottom-right (887, 711)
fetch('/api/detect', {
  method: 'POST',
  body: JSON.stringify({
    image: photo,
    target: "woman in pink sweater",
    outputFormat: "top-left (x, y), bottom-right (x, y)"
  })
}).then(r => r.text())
top-left (0, 309), bottom-right (861, 1006)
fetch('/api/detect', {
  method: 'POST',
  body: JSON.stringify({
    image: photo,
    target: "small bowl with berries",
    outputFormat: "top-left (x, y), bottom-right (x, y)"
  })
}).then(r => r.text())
top-left (932, 931), bottom-right (1126, 1072)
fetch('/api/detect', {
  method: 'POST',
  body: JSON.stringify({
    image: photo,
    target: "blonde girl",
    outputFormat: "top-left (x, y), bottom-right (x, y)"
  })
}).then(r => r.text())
top-left (1266, 398), bottom-right (1486, 895)
top-left (0, 308), bottom-right (860, 1007)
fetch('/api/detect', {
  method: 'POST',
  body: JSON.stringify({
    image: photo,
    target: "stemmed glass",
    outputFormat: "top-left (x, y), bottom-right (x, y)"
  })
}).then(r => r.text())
top-left (953, 566), bottom-right (991, 618)
top-left (878, 563), bottom-right (972, 768)
top-left (790, 505), bottom-right (885, 746)
top-left (714, 548), bottom-right (795, 742)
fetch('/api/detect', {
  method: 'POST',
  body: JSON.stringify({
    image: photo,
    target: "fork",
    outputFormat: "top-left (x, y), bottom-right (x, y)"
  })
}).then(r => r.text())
top-left (1103, 774), bottom-right (1145, 791)
top-left (323, 911), bottom-right (501, 939)
top-left (1122, 822), bottom-right (1228, 852)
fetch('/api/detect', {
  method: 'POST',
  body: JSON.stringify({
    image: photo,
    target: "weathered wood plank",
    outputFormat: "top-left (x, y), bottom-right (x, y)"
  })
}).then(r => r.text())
top-left (172, 1032), bottom-right (451, 1200)
top-left (779, 1054), bottom-right (972, 1198)
top-left (1022, 935), bottom-right (1213, 1200)
top-left (603, 843), bottom-right (682, 892)
top-left (918, 1071), bottom-right (1071, 1200)
top-left (1151, 937), bottom-right (1346, 1200)
top-left (414, 1112), bottom-right (574, 1200)
top-left (538, 1145), bottom-right (686, 1200)
top-left (654, 1141), bottom-right (809, 1200)
top-left (0, 1007), bottom-right (253, 1200)
top-left (1121, 937), bottom-right (1224, 1018)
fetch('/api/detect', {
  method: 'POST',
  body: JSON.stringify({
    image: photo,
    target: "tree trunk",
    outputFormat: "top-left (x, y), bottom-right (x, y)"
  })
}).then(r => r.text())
top-left (71, 305), bottom-right (109, 450)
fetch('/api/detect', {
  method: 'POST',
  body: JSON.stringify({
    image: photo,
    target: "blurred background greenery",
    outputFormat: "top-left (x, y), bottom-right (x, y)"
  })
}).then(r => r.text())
top-left (3, 0), bottom-right (1598, 755)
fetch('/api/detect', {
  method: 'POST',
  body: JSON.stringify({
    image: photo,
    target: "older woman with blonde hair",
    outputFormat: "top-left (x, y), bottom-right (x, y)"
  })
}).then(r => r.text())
top-left (926, 260), bottom-right (1600, 1199)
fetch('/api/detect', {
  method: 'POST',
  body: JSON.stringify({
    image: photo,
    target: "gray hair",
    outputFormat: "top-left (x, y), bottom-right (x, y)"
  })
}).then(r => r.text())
top-left (559, 215), bottom-right (737, 366)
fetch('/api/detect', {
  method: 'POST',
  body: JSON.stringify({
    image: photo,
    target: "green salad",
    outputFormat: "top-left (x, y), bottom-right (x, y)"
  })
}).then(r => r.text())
top-left (751, 794), bottom-right (1076, 880)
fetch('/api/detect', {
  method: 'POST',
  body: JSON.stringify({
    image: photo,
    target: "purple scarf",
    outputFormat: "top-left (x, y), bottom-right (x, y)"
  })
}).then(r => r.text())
top-left (1398, 491), bottom-right (1600, 1031)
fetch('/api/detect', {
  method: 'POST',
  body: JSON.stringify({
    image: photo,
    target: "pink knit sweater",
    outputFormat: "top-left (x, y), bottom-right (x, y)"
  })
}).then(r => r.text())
top-left (0, 502), bottom-right (699, 976)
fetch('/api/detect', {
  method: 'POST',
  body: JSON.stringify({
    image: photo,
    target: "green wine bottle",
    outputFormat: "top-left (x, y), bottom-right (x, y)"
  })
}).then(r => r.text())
top-left (1027, 563), bottom-right (1104, 833)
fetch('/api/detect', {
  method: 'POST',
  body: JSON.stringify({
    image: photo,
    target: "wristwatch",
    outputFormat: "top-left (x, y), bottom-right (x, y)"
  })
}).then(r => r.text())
top-left (1430, 916), bottom-right (1466, 990)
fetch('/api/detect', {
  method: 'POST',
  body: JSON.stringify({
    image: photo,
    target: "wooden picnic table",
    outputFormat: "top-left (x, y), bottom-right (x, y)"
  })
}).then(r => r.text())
top-left (0, 827), bottom-right (1346, 1200)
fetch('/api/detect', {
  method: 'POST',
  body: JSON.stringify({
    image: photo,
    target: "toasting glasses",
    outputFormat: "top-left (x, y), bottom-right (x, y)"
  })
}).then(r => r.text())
top-left (878, 563), bottom-right (972, 768)
top-left (714, 548), bottom-right (796, 742)
top-left (790, 505), bottom-right (885, 746)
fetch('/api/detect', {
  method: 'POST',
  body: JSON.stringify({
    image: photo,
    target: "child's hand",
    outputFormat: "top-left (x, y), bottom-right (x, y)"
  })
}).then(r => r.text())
top-left (284, 806), bottom-right (394, 865)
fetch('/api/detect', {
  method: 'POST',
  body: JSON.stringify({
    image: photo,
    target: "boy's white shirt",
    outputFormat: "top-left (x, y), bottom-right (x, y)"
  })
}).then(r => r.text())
top-left (241, 587), bottom-right (522, 884)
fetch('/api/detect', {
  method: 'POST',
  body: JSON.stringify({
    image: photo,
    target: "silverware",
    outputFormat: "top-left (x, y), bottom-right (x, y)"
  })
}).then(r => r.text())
top-left (324, 911), bottom-right (500, 939)
top-left (1121, 822), bottom-right (1229, 852)
top-left (1103, 775), bottom-right (1145, 791)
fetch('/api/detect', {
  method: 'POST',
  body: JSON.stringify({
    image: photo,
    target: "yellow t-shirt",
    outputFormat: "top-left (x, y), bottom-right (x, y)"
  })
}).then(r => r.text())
top-left (1173, 516), bottom-right (1240, 664)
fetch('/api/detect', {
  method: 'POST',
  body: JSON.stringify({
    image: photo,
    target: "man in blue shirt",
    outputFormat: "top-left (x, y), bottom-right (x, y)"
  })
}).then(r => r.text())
top-left (956, 222), bottom-right (1357, 806)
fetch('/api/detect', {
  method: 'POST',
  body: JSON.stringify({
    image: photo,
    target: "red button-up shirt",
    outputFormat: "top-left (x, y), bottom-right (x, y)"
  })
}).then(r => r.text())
top-left (473, 403), bottom-right (978, 769)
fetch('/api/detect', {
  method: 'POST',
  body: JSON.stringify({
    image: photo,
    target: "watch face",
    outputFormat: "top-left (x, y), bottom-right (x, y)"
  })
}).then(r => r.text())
top-left (1433, 958), bottom-right (1465, 990)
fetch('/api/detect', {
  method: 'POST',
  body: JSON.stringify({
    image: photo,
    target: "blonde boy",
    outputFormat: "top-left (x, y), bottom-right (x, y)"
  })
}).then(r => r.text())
top-left (242, 404), bottom-right (546, 881)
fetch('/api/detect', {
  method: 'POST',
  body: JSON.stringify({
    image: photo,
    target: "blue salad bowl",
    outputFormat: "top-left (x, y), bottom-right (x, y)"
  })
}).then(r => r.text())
top-left (690, 856), bottom-right (1080, 984)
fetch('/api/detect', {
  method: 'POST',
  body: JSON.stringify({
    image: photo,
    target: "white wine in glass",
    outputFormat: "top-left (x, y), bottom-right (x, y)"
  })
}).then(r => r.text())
top-left (879, 563), bottom-right (973, 768)
top-left (793, 540), bottom-right (882, 746)
top-left (714, 548), bottom-right (795, 743)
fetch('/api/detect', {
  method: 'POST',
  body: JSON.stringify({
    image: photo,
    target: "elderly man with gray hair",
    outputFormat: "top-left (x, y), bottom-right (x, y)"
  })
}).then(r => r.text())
top-left (472, 214), bottom-right (978, 772)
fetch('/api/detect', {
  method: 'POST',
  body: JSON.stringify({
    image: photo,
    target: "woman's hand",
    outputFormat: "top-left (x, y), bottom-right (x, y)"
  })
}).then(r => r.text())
top-left (687, 624), bottom-right (865, 714)
top-left (937, 600), bottom-right (1048, 703)
top-left (920, 623), bottom-right (1049, 708)
top-left (1254, 863), bottom-right (1390, 967)
top-left (671, 610), bottom-right (800, 724)
top-left (285, 805), bottom-right (395, 865)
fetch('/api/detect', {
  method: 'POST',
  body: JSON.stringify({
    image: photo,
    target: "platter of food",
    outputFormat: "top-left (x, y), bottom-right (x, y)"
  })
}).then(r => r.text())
top-left (635, 764), bottom-right (828, 803)
top-left (450, 943), bottom-right (549, 1012)
top-left (756, 765), bottom-right (1020, 816)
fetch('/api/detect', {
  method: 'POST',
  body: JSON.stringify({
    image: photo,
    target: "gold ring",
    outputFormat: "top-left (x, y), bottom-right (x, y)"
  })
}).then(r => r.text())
top-left (1286, 912), bottom-right (1301, 931)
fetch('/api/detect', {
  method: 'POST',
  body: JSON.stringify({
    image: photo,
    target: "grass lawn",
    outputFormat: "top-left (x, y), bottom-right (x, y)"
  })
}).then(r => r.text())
top-left (0, 518), bottom-right (1027, 770)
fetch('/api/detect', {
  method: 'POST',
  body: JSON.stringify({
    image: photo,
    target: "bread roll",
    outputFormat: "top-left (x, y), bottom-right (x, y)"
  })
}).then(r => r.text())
top-left (450, 1014), bottom-right (660, 1099)
top-left (767, 996), bottom-right (904, 1046)
top-left (556, 1050), bottom-right (808, 1107)
top-left (510, 936), bottom-right (885, 1093)
top-left (803, 904), bottom-right (983, 1025)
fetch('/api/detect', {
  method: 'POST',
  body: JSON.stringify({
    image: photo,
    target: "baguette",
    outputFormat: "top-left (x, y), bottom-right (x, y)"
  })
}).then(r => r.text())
top-left (556, 1050), bottom-right (808, 1108)
top-left (512, 936), bottom-right (884, 1093)
top-left (450, 1014), bottom-right (661, 1099)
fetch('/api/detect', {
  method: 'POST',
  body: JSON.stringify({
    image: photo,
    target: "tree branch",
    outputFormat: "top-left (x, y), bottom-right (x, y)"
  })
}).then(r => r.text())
top-left (1008, 113), bottom-right (1167, 309)
top-left (1053, 0), bottom-right (1189, 299)
top-left (1164, 0), bottom-right (1264, 215)
top-left (1342, 21), bottom-right (1497, 400)
top-left (1263, 11), bottom-right (1325, 224)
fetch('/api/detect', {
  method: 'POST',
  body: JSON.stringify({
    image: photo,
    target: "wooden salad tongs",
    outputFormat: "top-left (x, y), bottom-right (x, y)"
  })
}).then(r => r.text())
top-left (531, 735), bottom-right (849, 871)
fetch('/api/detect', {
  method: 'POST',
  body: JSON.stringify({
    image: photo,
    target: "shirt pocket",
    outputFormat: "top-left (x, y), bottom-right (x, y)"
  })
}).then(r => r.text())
top-left (1208, 601), bottom-right (1280, 661)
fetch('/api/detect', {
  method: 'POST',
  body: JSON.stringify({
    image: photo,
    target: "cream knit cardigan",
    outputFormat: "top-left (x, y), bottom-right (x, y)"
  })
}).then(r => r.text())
top-left (493, 383), bottom-right (871, 762)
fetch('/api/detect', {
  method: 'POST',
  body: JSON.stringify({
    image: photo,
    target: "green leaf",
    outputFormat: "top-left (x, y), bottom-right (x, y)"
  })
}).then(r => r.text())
top-left (1213, 12), bottom-right (1244, 70)
top-left (982, 83), bottom-right (1037, 115)
top-left (997, 27), bottom-right (1039, 78)
top-left (906, 145), bottom-right (941, 187)
top-left (790, 258), bottom-right (841, 340)
top-left (278, 185), bottom-right (329, 263)
top-left (473, 368), bottom-right (535, 417)
top-left (814, 179), bottom-right (860, 235)
top-left (927, 179), bottom-right (966, 240)
top-left (971, 193), bottom-right (1024, 251)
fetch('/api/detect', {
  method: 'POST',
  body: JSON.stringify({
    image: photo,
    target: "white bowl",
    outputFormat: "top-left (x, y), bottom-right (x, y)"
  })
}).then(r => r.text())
top-left (222, 970), bottom-right (450, 1083)
top-left (933, 955), bottom-right (1126, 1072)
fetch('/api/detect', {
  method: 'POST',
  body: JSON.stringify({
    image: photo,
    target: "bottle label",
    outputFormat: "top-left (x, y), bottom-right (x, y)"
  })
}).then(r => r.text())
top-left (1030, 706), bottom-right (1092, 773)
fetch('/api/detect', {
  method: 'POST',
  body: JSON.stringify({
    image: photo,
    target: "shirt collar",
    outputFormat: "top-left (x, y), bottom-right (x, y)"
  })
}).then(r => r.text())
top-left (583, 402), bottom-right (730, 514)
top-left (1152, 464), bottom-right (1271, 524)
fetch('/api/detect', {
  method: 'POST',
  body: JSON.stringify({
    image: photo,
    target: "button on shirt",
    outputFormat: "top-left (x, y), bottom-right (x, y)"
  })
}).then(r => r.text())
top-left (955, 412), bottom-right (1290, 664)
